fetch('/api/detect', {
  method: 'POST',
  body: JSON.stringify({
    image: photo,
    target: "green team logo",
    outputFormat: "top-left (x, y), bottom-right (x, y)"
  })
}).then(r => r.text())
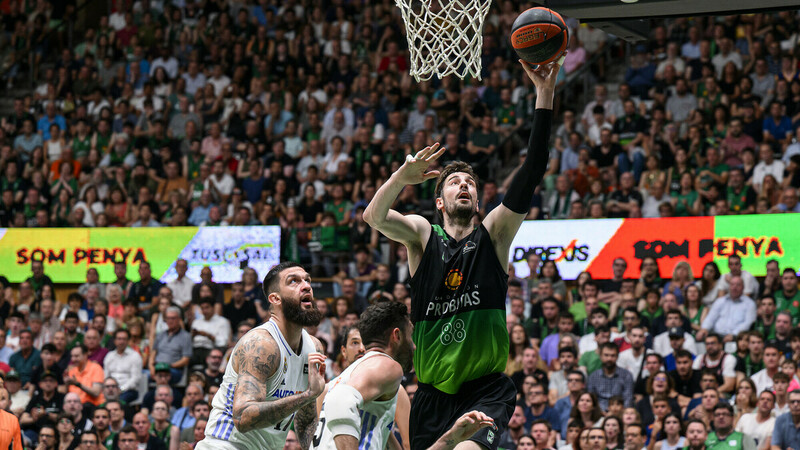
top-left (439, 319), bottom-right (466, 345)
top-left (487, 430), bottom-right (495, 444)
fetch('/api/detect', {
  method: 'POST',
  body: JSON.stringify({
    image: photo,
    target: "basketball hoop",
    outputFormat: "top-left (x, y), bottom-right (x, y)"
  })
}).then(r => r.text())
top-left (395, 0), bottom-right (492, 81)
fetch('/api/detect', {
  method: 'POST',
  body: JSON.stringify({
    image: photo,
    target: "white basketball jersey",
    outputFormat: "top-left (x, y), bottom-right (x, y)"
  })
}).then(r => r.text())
top-left (312, 351), bottom-right (398, 449)
top-left (200, 319), bottom-right (316, 450)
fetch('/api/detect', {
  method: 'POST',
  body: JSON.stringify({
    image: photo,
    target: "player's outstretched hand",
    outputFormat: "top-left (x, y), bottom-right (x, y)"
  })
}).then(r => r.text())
top-left (307, 352), bottom-right (326, 397)
top-left (395, 143), bottom-right (447, 186)
top-left (519, 54), bottom-right (564, 92)
top-left (429, 410), bottom-right (496, 450)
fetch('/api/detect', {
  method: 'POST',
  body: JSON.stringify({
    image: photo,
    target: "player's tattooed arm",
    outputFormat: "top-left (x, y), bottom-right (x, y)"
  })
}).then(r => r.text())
top-left (294, 336), bottom-right (327, 449)
top-left (231, 330), bottom-right (320, 433)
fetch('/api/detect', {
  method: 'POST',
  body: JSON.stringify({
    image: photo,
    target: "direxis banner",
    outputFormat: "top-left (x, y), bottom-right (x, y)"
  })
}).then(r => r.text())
top-left (0, 226), bottom-right (281, 283)
top-left (509, 215), bottom-right (800, 280)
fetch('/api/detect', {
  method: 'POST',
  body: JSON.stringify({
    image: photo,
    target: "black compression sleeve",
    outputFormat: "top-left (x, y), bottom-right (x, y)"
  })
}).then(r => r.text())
top-left (501, 108), bottom-right (553, 214)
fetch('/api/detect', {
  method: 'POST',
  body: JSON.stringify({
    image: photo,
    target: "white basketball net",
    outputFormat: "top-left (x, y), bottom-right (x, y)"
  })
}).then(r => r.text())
top-left (395, 0), bottom-right (492, 81)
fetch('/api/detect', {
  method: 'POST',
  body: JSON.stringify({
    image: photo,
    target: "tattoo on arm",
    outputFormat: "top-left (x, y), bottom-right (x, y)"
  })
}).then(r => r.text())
top-left (293, 402), bottom-right (318, 449)
top-left (231, 331), bottom-right (314, 433)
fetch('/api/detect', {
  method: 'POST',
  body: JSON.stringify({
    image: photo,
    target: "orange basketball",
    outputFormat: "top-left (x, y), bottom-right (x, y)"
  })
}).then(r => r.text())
top-left (510, 7), bottom-right (569, 65)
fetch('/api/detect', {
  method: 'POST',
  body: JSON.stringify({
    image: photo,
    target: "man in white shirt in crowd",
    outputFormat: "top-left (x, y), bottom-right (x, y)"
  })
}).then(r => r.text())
top-left (617, 326), bottom-right (651, 383)
top-left (167, 259), bottom-right (193, 308)
top-left (717, 255), bottom-right (759, 300)
top-left (753, 143), bottom-right (785, 192)
top-left (207, 160), bottom-right (235, 205)
top-left (751, 344), bottom-right (781, 394)
top-left (641, 181), bottom-right (671, 218)
top-left (697, 276), bottom-right (756, 344)
top-left (103, 329), bottom-right (143, 404)
top-left (189, 296), bottom-right (231, 368)
top-left (735, 390), bottom-right (776, 450)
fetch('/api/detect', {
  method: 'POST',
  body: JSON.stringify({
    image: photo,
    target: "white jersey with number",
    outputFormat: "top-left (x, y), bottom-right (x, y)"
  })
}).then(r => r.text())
top-left (312, 351), bottom-right (398, 449)
top-left (198, 319), bottom-right (316, 450)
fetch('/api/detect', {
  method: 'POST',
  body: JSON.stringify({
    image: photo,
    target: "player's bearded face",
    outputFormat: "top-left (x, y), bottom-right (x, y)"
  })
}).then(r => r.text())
top-left (282, 291), bottom-right (323, 326)
top-left (442, 175), bottom-right (477, 224)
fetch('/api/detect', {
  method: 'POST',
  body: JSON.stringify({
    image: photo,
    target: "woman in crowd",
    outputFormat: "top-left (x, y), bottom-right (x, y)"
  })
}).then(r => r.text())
top-left (568, 392), bottom-right (605, 432)
top-left (603, 416), bottom-right (624, 450)
top-left (636, 371), bottom-right (680, 427)
top-left (681, 284), bottom-right (707, 336)
top-left (506, 323), bottom-right (531, 376)
top-left (651, 413), bottom-right (685, 450)
top-left (733, 378), bottom-right (758, 425)
top-left (697, 261), bottom-right (724, 306)
top-left (662, 261), bottom-right (694, 305)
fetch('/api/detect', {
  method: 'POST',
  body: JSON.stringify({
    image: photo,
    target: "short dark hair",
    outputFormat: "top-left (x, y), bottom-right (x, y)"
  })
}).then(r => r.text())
top-left (599, 342), bottom-right (619, 354)
top-left (530, 419), bottom-right (552, 432)
top-left (357, 301), bottom-right (409, 348)
top-left (567, 370), bottom-right (585, 383)
top-left (675, 349), bottom-right (693, 360)
top-left (119, 424), bottom-right (136, 436)
top-left (64, 312), bottom-right (80, 322)
top-left (41, 343), bottom-right (57, 353)
top-left (197, 296), bottom-right (215, 307)
top-left (714, 403), bottom-right (734, 415)
top-left (262, 262), bottom-right (304, 297)
top-left (114, 329), bottom-right (130, 339)
top-left (559, 346), bottom-right (577, 358)
top-left (626, 423), bottom-right (644, 436)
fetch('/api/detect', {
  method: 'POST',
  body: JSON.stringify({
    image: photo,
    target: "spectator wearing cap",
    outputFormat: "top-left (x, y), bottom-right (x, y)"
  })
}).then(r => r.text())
top-left (653, 310), bottom-right (698, 357)
top-left (8, 330), bottom-right (41, 387)
top-left (65, 344), bottom-right (105, 406)
top-left (149, 307), bottom-right (192, 385)
top-left (4, 370), bottom-right (28, 414)
top-left (29, 343), bottom-right (63, 386)
top-left (142, 366), bottom-right (181, 414)
top-left (20, 369), bottom-right (63, 442)
top-left (103, 329), bottom-right (142, 404)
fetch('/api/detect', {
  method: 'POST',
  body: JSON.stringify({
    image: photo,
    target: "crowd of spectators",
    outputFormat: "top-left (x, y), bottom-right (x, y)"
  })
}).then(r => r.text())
top-left (0, 0), bottom-right (799, 449)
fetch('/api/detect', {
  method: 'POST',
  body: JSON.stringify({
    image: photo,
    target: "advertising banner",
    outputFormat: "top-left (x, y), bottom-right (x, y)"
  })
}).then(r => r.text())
top-left (0, 226), bottom-right (281, 284)
top-left (509, 215), bottom-right (800, 280)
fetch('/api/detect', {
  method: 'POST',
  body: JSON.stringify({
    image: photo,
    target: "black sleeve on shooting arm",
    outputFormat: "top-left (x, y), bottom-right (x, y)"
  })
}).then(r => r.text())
top-left (501, 108), bottom-right (553, 214)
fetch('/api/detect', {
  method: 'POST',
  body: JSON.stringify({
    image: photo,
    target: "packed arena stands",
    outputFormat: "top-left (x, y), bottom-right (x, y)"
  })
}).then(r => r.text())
top-left (0, 0), bottom-right (799, 448)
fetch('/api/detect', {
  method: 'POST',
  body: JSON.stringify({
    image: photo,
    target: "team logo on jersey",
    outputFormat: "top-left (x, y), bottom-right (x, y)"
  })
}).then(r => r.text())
top-left (283, 356), bottom-right (288, 376)
top-left (462, 241), bottom-right (476, 255)
top-left (487, 430), bottom-right (495, 444)
top-left (444, 269), bottom-right (463, 290)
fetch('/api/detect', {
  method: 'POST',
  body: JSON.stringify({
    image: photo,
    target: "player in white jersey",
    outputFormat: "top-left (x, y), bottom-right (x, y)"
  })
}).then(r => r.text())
top-left (316, 325), bottom-right (413, 449)
top-left (198, 262), bottom-right (327, 450)
top-left (312, 301), bottom-right (414, 449)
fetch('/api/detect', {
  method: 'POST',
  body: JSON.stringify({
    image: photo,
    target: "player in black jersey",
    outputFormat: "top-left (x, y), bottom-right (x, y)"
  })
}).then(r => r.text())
top-left (364, 59), bottom-right (560, 450)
